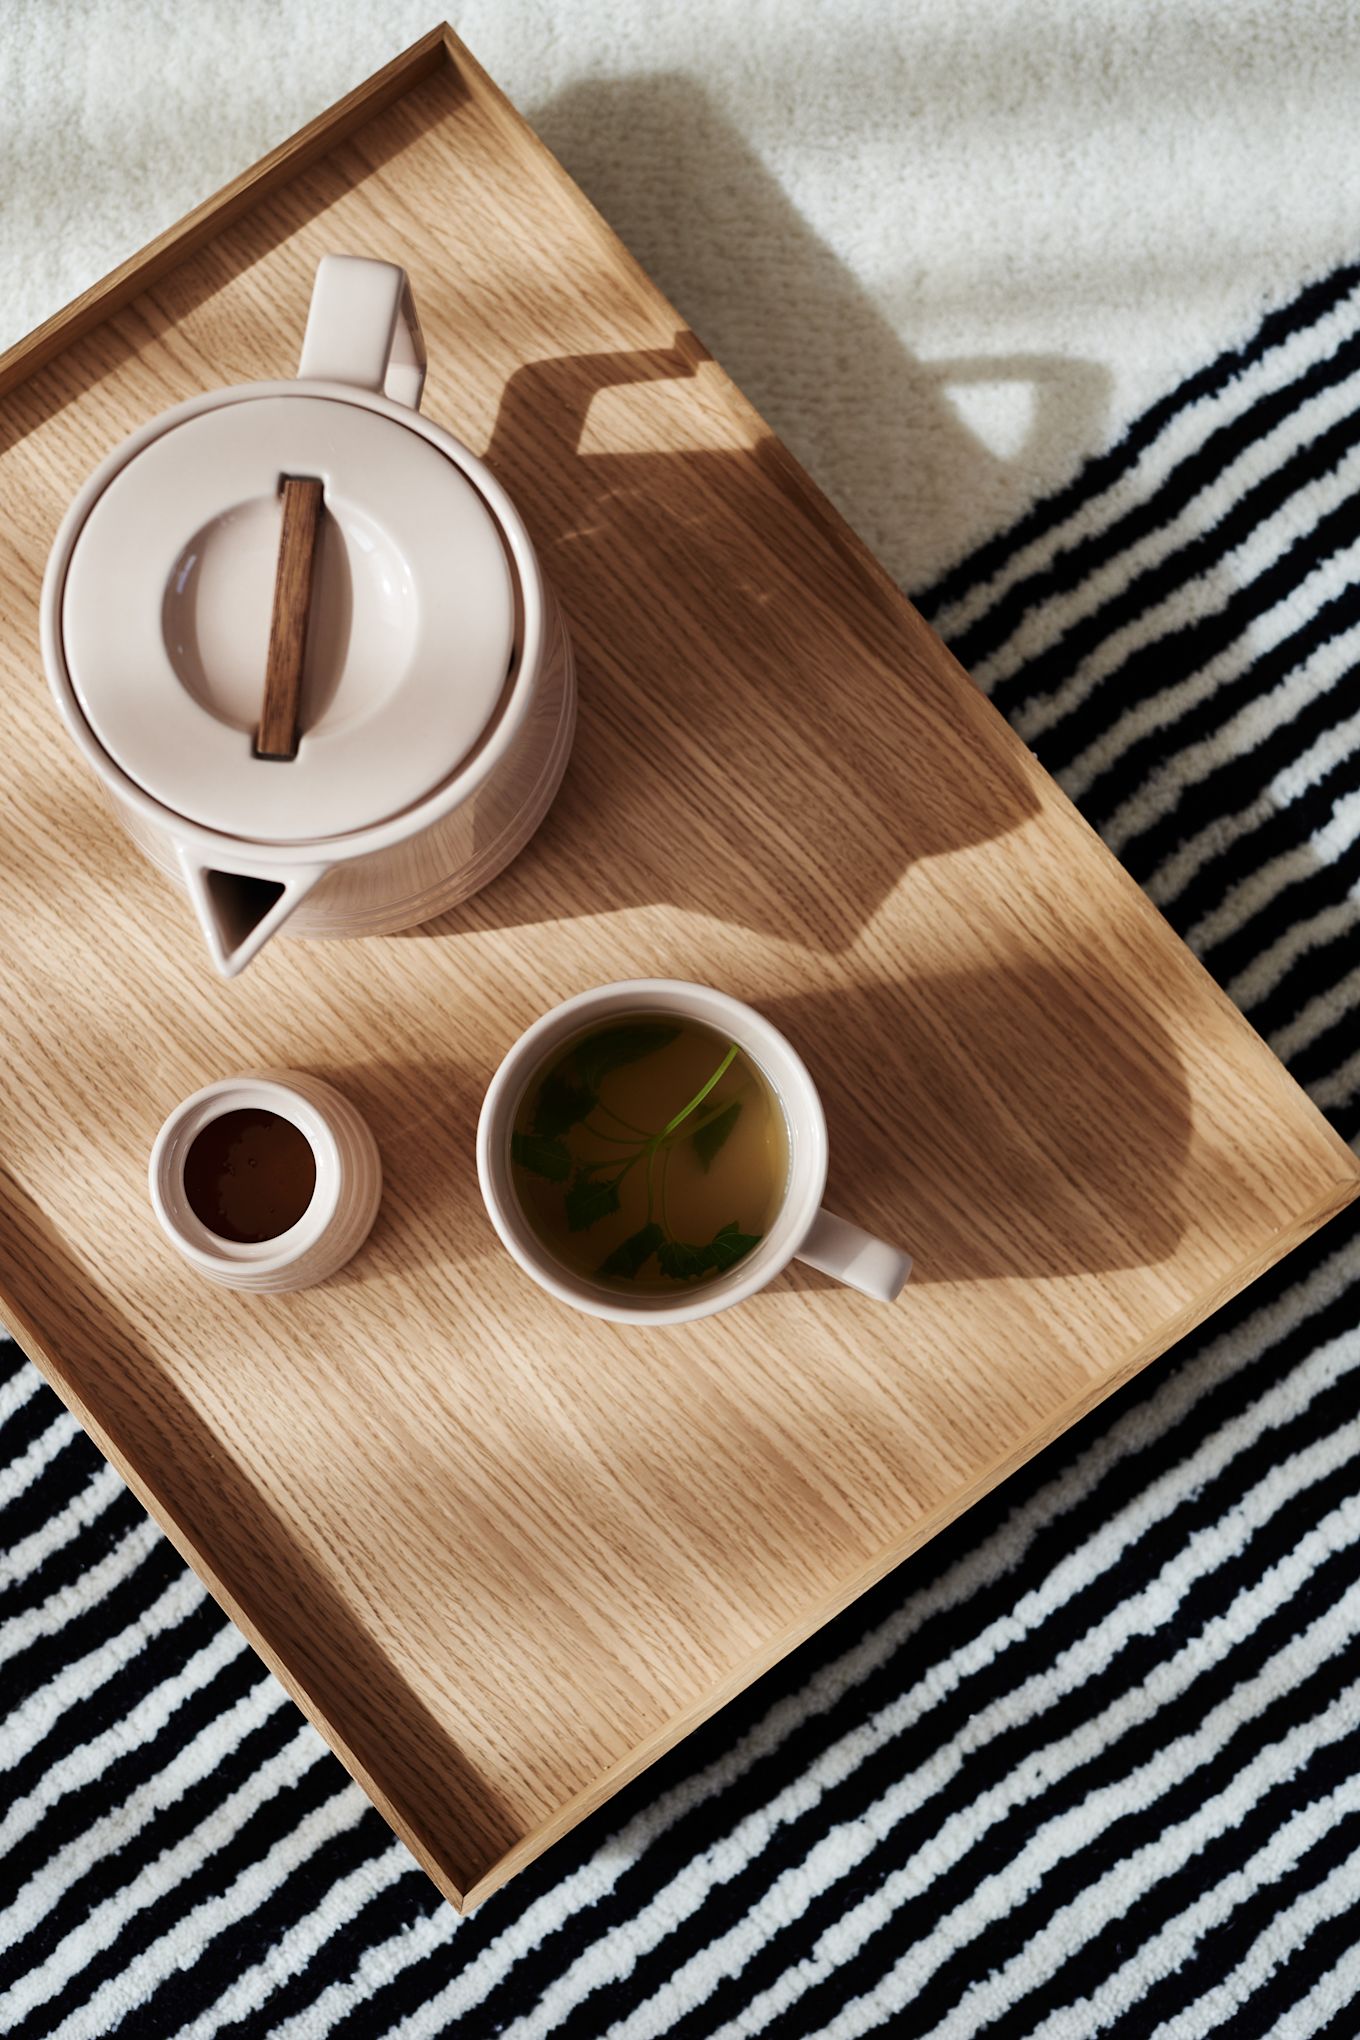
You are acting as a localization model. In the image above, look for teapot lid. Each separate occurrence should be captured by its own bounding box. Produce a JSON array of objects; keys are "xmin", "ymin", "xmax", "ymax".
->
[{"xmin": 58, "ymin": 392, "xmax": 516, "ymax": 844}]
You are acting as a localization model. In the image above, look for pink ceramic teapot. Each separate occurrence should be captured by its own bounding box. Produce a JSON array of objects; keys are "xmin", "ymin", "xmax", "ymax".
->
[{"xmin": 41, "ymin": 255, "xmax": 574, "ymax": 976}]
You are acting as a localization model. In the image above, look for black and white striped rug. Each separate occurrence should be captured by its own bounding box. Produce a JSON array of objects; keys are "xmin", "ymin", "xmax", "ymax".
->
[{"xmin": 4, "ymin": 260, "xmax": 1360, "ymax": 2037}]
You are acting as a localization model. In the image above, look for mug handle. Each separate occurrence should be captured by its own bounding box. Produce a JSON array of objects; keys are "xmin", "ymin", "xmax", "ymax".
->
[
  {"xmin": 298, "ymin": 254, "xmax": 427, "ymax": 411},
  {"xmin": 797, "ymin": 1208, "xmax": 912, "ymax": 1303}
]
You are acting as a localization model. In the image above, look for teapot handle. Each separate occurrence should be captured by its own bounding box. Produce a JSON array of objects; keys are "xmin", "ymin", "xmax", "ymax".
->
[{"xmin": 298, "ymin": 254, "xmax": 427, "ymax": 411}]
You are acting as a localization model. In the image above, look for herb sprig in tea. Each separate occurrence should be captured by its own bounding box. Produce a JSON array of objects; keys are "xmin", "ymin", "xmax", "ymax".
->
[{"xmin": 511, "ymin": 1023, "xmax": 763, "ymax": 1283}]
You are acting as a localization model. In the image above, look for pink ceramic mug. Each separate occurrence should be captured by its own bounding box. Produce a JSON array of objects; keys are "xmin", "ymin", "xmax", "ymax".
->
[{"xmin": 477, "ymin": 979, "xmax": 913, "ymax": 1326}]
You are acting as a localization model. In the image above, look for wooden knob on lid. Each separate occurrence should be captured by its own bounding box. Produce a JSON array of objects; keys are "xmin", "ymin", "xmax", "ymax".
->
[{"xmin": 255, "ymin": 475, "xmax": 325, "ymax": 761}]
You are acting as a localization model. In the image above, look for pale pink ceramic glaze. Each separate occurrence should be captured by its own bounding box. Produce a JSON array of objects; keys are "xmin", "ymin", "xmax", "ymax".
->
[
  {"xmin": 149, "ymin": 1070, "xmax": 383, "ymax": 1293},
  {"xmin": 41, "ymin": 256, "xmax": 575, "ymax": 976}
]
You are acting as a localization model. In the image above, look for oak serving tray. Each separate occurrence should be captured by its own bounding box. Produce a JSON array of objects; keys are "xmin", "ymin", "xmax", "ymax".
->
[{"xmin": 1, "ymin": 26, "xmax": 1356, "ymax": 1911}]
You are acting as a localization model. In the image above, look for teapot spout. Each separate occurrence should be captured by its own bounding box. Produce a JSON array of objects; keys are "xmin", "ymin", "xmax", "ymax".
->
[{"xmin": 175, "ymin": 846, "xmax": 328, "ymax": 978}]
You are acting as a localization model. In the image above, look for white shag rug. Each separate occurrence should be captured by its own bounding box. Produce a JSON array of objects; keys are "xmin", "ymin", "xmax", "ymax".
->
[{"xmin": 5, "ymin": 0, "xmax": 1360, "ymax": 586}]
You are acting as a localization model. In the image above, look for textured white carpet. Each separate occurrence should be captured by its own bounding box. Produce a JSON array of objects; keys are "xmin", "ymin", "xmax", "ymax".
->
[{"xmin": 6, "ymin": 0, "xmax": 1360, "ymax": 586}]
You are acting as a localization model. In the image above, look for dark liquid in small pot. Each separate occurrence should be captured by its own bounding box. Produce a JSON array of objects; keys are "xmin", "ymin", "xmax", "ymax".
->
[{"xmin": 183, "ymin": 1108, "xmax": 317, "ymax": 1244}]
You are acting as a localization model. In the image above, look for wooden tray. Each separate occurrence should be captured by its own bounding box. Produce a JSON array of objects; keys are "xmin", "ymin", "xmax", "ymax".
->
[{"xmin": 2, "ymin": 25, "xmax": 1356, "ymax": 1912}]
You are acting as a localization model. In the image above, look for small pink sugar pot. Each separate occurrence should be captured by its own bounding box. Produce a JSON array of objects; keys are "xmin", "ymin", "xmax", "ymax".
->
[{"xmin": 40, "ymin": 254, "xmax": 575, "ymax": 977}]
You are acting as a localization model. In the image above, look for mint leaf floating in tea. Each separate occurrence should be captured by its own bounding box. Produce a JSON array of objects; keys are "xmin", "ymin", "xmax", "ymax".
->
[
  {"xmin": 692, "ymin": 1098, "xmax": 740, "ymax": 1170},
  {"xmin": 708, "ymin": 1220, "xmax": 762, "ymax": 1271},
  {"xmin": 657, "ymin": 1238, "xmax": 711, "ymax": 1280},
  {"xmin": 532, "ymin": 1071, "xmax": 596, "ymax": 1139},
  {"xmin": 656, "ymin": 1043, "xmax": 738, "ymax": 1137},
  {"xmin": 574, "ymin": 1023, "xmax": 678, "ymax": 1095},
  {"xmin": 510, "ymin": 1015, "xmax": 785, "ymax": 1291},
  {"xmin": 510, "ymin": 1132, "xmax": 571, "ymax": 1182},
  {"xmin": 598, "ymin": 1222, "xmax": 664, "ymax": 1280},
  {"xmin": 657, "ymin": 1221, "xmax": 762, "ymax": 1280},
  {"xmin": 566, "ymin": 1167, "xmax": 622, "ymax": 1232}
]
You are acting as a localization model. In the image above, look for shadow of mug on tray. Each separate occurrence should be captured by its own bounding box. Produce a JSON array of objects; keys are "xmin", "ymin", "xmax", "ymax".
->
[{"xmin": 477, "ymin": 979, "xmax": 912, "ymax": 1325}]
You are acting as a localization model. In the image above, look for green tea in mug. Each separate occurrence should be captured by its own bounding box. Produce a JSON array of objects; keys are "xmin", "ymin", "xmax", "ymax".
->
[{"xmin": 510, "ymin": 1015, "xmax": 788, "ymax": 1292}]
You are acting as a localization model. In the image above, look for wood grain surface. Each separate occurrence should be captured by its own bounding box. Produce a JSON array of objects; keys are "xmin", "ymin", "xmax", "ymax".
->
[{"xmin": 1, "ymin": 27, "xmax": 1356, "ymax": 1910}]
